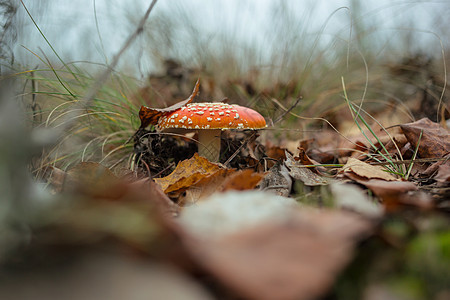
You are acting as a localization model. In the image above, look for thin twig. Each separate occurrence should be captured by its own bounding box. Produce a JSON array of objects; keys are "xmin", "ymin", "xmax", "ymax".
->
[
  {"xmin": 273, "ymin": 96, "xmax": 302, "ymax": 124},
  {"xmin": 152, "ymin": 162, "xmax": 175, "ymax": 179}
]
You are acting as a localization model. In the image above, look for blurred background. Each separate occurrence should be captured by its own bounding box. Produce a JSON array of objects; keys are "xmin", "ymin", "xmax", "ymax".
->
[
  {"xmin": 13, "ymin": 0, "xmax": 449, "ymax": 72},
  {"xmin": 10, "ymin": 0, "xmax": 449, "ymax": 124}
]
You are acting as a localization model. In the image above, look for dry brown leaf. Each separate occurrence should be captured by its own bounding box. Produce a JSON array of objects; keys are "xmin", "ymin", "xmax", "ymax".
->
[
  {"xmin": 220, "ymin": 169, "xmax": 265, "ymax": 191},
  {"xmin": 259, "ymin": 162, "xmax": 292, "ymax": 196},
  {"xmin": 139, "ymin": 79, "xmax": 199, "ymax": 128},
  {"xmin": 181, "ymin": 169, "xmax": 264, "ymax": 205},
  {"xmin": 400, "ymin": 117, "xmax": 450, "ymax": 158},
  {"xmin": 285, "ymin": 152, "xmax": 332, "ymax": 186},
  {"xmin": 342, "ymin": 157, "xmax": 398, "ymax": 181},
  {"xmin": 265, "ymin": 144, "xmax": 288, "ymax": 161},
  {"xmin": 378, "ymin": 133, "xmax": 409, "ymax": 157},
  {"xmin": 154, "ymin": 153, "xmax": 224, "ymax": 194},
  {"xmin": 434, "ymin": 161, "xmax": 450, "ymax": 184},
  {"xmin": 346, "ymin": 174, "xmax": 417, "ymax": 197},
  {"xmin": 345, "ymin": 173, "xmax": 421, "ymax": 211},
  {"xmin": 296, "ymin": 146, "xmax": 316, "ymax": 165},
  {"xmin": 181, "ymin": 168, "xmax": 237, "ymax": 205},
  {"xmin": 185, "ymin": 209, "xmax": 372, "ymax": 300}
]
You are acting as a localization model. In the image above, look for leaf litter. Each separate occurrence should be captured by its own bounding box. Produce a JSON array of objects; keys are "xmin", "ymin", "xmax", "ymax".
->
[{"xmin": 11, "ymin": 80, "xmax": 450, "ymax": 300}]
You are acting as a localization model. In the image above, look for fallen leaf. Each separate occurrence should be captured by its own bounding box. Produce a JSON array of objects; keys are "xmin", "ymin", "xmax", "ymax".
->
[
  {"xmin": 181, "ymin": 168, "xmax": 236, "ymax": 205},
  {"xmin": 434, "ymin": 160, "xmax": 450, "ymax": 184},
  {"xmin": 377, "ymin": 133, "xmax": 409, "ymax": 157},
  {"xmin": 180, "ymin": 169, "xmax": 264, "ymax": 205},
  {"xmin": 265, "ymin": 144, "xmax": 288, "ymax": 161},
  {"xmin": 259, "ymin": 162, "xmax": 292, "ymax": 196},
  {"xmin": 184, "ymin": 208, "xmax": 372, "ymax": 300},
  {"xmin": 342, "ymin": 157, "xmax": 398, "ymax": 181},
  {"xmin": 220, "ymin": 169, "xmax": 265, "ymax": 191},
  {"xmin": 359, "ymin": 178, "xmax": 418, "ymax": 198},
  {"xmin": 400, "ymin": 118, "xmax": 450, "ymax": 158},
  {"xmin": 139, "ymin": 79, "xmax": 199, "ymax": 128},
  {"xmin": 297, "ymin": 146, "xmax": 317, "ymax": 165},
  {"xmin": 154, "ymin": 153, "xmax": 224, "ymax": 194},
  {"xmin": 285, "ymin": 152, "xmax": 333, "ymax": 186},
  {"xmin": 345, "ymin": 173, "xmax": 422, "ymax": 211}
]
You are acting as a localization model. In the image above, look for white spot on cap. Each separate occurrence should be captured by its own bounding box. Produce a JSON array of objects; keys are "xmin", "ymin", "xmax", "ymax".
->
[
  {"xmin": 219, "ymin": 112, "xmax": 224, "ymax": 116},
  {"xmin": 207, "ymin": 117, "xmax": 213, "ymax": 122},
  {"xmin": 170, "ymin": 119, "xmax": 175, "ymax": 123},
  {"xmin": 173, "ymin": 113, "xmax": 178, "ymax": 118},
  {"xmin": 216, "ymin": 118, "xmax": 221, "ymax": 121},
  {"xmin": 195, "ymin": 125, "xmax": 200, "ymax": 129},
  {"xmin": 210, "ymin": 112, "xmax": 215, "ymax": 116},
  {"xmin": 187, "ymin": 118, "xmax": 193, "ymax": 124},
  {"xmin": 196, "ymin": 111, "xmax": 204, "ymax": 115},
  {"xmin": 234, "ymin": 113, "xmax": 240, "ymax": 119},
  {"xmin": 205, "ymin": 125, "xmax": 210, "ymax": 129}
]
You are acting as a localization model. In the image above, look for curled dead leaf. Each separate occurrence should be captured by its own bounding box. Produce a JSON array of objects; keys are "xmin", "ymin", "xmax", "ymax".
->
[
  {"xmin": 400, "ymin": 118, "xmax": 450, "ymax": 158},
  {"xmin": 139, "ymin": 79, "xmax": 200, "ymax": 128}
]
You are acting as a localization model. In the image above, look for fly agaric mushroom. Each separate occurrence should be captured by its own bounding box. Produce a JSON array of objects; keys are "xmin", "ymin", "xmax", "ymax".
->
[{"xmin": 157, "ymin": 102, "xmax": 266, "ymax": 162}]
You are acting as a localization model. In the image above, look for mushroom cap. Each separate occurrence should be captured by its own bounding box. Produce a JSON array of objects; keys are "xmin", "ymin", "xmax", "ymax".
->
[{"xmin": 157, "ymin": 102, "xmax": 266, "ymax": 130}]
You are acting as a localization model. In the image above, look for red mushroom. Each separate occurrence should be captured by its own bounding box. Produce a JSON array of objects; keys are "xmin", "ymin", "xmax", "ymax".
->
[{"xmin": 157, "ymin": 102, "xmax": 266, "ymax": 162}]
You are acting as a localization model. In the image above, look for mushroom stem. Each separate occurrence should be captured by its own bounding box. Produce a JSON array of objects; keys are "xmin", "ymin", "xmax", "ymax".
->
[{"xmin": 197, "ymin": 129, "xmax": 221, "ymax": 162}]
